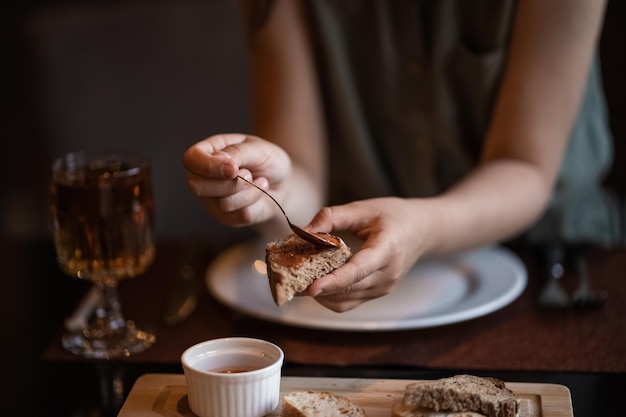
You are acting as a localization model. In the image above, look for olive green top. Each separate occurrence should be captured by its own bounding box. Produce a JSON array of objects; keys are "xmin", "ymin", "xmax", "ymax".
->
[{"xmin": 246, "ymin": 0, "xmax": 622, "ymax": 247}]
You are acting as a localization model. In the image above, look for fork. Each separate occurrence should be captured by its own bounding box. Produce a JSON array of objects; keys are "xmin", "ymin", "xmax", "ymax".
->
[
  {"xmin": 537, "ymin": 244, "xmax": 570, "ymax": 308},
  {"xmin": 571, "ymin": 249, "xmax": 608, "ymax": 308}
]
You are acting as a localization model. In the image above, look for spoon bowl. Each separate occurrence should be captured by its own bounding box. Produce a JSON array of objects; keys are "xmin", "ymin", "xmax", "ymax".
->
[{"xmin": 236, "ymin": 175, "xmax": 339, "ymax": 248}]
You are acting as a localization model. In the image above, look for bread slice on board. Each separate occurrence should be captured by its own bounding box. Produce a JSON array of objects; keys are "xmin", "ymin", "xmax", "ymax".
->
[
  {"xmin": 392, "ymin": 374, "xmax": 520, "ymax": 417},
  {"xmin": 282, "ymin": 390, "xmax": 366, "ymax": 417},
  {"xmin": 265, "ymin": 233, "xmax": 352, "ymax": 306},
  {"xmin": 391, "ymin": 405, "xmax": 486, "ymax": 417}
]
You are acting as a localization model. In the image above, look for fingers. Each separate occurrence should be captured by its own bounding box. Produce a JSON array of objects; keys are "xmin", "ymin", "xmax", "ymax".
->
[
  {"xmin": 306, "ymin": 244, "xmax": 384, "ymax": 295},
  {"xmin": 183, "ymin": 133, "xmax": 292, "ymax": 181},
  {"xmin": 305, "ymin": 207, "xmax": 333, "ymax": 233},
  {"xmin": 187, "ymin": 169, "xmax": 267, "ymax": 199},
  {"xmin": 183, "ymin": 133, "xmax": 249, "ymax": 179},
  {"xmin": 183, "ymin": 133, "xmax": 297, "ymax": 229},
  {"xmin": 192, "ymin": 173, "xmax": 275, "ymax": 226},
  {"xmin": 200, "ymin": 190, "xmax": 270, "ymax": 226},
  {"xmin": 302, "ymin": 200, "xmax": 421, "ymax": 312},
  {"xmin": 302, "ymin": 242, "xmax": 402, "ymax": 312},
  {"xmin": 308, "ymin": 203, "xmax": 365, "ymax": 230},
  {"xmin": 183, "ymin": 134, "xmax": 292, "ymax": 222},
  {"xmin": 308, "ymin": 270, "xmax": 397, "ymax": 313}
]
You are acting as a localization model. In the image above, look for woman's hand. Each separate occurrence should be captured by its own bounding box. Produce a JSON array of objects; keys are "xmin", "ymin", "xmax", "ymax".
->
[
  {"xmin": 183, "ymin": 133, "xmax": 292, "ymax": 228},
  {"xmin": 301, "ymin": 197, "xmax": 435, "ymax": 312}
]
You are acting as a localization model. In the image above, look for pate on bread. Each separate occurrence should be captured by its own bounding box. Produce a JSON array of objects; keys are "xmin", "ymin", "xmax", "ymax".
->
[{"xmin": 265, "ymin": 233, "xmax": 352, "ymax": 306}]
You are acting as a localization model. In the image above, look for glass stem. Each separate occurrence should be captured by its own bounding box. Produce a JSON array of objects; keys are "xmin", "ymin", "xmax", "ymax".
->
[{"xmin": 94, "ymin": 281, "xmax": 127, "ymax": 334}]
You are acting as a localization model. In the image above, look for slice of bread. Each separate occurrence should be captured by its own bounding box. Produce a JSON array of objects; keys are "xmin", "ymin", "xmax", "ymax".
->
[
  {"xmin": 391, "ymin": 404, "xmax": 486, "ymax": 417},
  {"xmin": 282, "ymin": 390, "xmax": 366, "ymax": 417},
  {"xmin": 392, "ymin": 375, "xmax": 519, "ymax": 417},
  {"xmin": 265, "ymin": 233, "xmax": 352, "ymax": 306}
]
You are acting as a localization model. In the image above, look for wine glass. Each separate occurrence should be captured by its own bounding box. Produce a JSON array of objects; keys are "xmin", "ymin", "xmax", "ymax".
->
[{"xmin": 49, "ymin": 150, "xmax": 156, "ymax": 359}]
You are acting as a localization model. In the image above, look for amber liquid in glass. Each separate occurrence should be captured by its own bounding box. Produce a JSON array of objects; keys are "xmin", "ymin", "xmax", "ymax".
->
[{"xmin": 50, "ymin": 163, "xmax": 155, "ymax": 284}]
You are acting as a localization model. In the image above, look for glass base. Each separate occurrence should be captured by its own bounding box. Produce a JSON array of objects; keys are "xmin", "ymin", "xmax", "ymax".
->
[{"xmin": 62, "ymin": 320, "xmax": 156, "ymax": 360}]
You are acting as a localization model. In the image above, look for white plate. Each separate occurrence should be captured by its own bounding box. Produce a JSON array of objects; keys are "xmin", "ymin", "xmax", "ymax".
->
[{"xmin": 206, "ymin": 241, "xmax": 527, "ymax": 331}]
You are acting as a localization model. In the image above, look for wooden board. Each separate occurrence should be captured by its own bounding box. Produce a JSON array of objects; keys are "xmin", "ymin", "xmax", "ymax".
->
[{"xmin": 118, "ymin": 374, "xmax": 573, "ymax": 417}]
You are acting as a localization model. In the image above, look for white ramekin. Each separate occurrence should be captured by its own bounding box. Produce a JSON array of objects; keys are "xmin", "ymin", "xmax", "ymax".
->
[{"xmin": 181, "ymin": 337, "xmax": 284, "ymax": 417}]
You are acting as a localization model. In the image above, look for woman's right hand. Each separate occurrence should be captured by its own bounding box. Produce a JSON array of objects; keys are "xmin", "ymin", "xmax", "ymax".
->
[{"xmin": 182, "ymin": 133, "xmax": 292, "ymax": 228}]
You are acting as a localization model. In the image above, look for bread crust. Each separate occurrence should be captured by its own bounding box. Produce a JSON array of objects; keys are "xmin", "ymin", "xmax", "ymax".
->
[
  {"xmin": 282, "ymin": 390, "xmax": 366, "ymax": 417},
  {"xmin": 394, "ymin": 375, "xmax": 519, "ymax": 417},
  {"xmin": 391, "ymin": 403, "xmax": 486, "ymax": 417},
  {"xmin": 266, "ymin": 233, "xmax": 352, "ymax": 306}
]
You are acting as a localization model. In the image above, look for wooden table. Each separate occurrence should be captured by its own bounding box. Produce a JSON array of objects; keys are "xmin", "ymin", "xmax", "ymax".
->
[{"xmin": 30, "ymin": 239, "xmax": 626, "ymax": 416}]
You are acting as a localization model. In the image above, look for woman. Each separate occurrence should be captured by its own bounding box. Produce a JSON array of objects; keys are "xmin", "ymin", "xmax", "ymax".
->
[{"xmin": 183, "ymin": 0, "xmax": 618, "ymax": 312}]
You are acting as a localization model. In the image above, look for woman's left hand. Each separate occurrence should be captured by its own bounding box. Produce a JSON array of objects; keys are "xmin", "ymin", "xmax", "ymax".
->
[{"xmin": 301, "ymin": 197, "xmax": 434, "ymax": 312}]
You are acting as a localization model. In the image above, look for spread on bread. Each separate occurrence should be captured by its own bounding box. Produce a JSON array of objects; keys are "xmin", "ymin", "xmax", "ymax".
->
[{"xmin": 265, "ymin": 233, "xmax": 352, "ymax": 306}]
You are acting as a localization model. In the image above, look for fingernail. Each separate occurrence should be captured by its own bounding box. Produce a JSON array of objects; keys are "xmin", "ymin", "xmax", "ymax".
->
[
  {"xmin": 257, "ymin": 177, "xmax": 269, "ymax": 189},
  {"xmin": 311, "ymin": 286, "xmax": 324, "ymax": 297},
  {"xmin": 221, "ymin": 164, "xmax": 236, "ymax": 178},
  {"xmin": 211, "ymin": 151, "xmax": 236, "ymax": 177}
]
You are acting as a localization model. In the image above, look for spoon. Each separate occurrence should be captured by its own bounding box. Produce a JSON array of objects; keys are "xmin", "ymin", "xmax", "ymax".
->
[{"xmin": 237, "ymin": 175, "xmax": 339, "ymax": 248}]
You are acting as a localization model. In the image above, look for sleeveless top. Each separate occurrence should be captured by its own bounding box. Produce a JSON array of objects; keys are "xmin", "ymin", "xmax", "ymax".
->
[{"xmin": 243, "ymin": 0, "xmax": 622, "ymax": 248}]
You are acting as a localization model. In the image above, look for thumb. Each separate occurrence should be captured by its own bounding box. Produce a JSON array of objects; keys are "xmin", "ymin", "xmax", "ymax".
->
[{"xmin": 306, "ymin": 207, "xmax": 335, "ymax": 233}]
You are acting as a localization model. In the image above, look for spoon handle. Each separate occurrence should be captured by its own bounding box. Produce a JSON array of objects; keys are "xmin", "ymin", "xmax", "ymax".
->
[
  {"xmin": 237, "ymin": 175, "xmax": 339, "ymax": 248},
  {"xmin": 236, "ymin": 175, "xmax": 290, "ymax": 221}
]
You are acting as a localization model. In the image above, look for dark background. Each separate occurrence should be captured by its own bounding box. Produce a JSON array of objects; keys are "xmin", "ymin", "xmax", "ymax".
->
[
  {"xmin": 1, "ymin": 0, "xmax": 254, "ymax": 242},
  {"xmin": 1, "ymin": 0, "xmax": 623, "ymax": 243},
  {"xmin": 0, "ymin": 0, "xmax": 626, "ymax": 238},
  {"xmin": 1, "ymin": 1, "xmax": 624, "ymax": 416}
]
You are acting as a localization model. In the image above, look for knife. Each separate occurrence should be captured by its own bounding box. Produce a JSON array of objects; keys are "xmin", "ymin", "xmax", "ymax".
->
[
  {"xmin": 162, "ymin": 239, "xmax": 203, "ymax": 326},
  {"xmin": 65, "ymin": 285, "xmax": 100, "ymax": 332}
]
